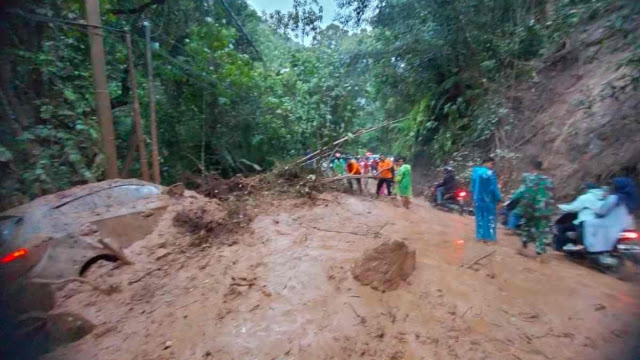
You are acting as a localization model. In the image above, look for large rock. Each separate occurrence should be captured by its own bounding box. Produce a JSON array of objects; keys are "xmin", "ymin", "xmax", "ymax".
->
[{"xmin": 351, "ymin": 240, "xmax": 416, "ymax": 292}]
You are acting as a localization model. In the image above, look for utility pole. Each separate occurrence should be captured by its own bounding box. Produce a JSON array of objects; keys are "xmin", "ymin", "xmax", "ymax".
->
[
  {"xmin": 144, "ymin": 22, "xmax": 161, "ymax": 184},
  {"xmin": 85, "ymin": 0, "xmax": 119, "ymax": 179},
  {"xmin": 125, "ymin": 32, "xmax": 150, "ymax": 181}
]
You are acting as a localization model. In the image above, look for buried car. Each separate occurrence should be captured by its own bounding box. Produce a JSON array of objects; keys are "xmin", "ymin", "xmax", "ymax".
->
[{"xmin": 0, "ymin": 179, "xmax": 169, "ymax": 358}]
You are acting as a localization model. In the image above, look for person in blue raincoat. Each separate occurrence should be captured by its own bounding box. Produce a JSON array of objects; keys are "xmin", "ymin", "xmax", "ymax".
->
[{"xmin": 470, "ymin": 157, "xmax": 502, "ymax": 243}]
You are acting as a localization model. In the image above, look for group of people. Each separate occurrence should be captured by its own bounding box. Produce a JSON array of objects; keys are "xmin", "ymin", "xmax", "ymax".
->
[
  {"xmin": 329, "ymin": 150, "xmax": 637, "ymax": 257},
  {"xmin": 330, "ymin": 152, "xmax": 413, "ymax": 209},
  {"xmin": 470, "ymin": 156, "xmax": 638, "ymax": 257}
]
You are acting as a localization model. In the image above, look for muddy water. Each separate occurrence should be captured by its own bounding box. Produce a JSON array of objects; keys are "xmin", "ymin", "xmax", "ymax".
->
[{"xmin": 46, "ymin": 192, "xmax": 640, "ymax": 360}]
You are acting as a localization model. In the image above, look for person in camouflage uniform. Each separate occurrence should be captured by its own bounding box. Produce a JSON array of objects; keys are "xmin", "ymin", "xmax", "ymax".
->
[{"xmin": 511, "ymin": 160, "xmax": 555, "ymax": 255}]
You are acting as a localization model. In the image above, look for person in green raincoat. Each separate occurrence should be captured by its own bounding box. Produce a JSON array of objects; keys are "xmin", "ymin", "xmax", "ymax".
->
[
  {"xmin": 332, "ymin": 153, "xmax": 346, "ymax": 176},
  {"xmin": 394, "ymin": 156, "xmax": 412, "ymax": 209}
]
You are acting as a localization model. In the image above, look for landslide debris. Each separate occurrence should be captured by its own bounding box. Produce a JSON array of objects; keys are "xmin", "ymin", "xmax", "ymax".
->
[{"xmin": 351, "ymin": 240, "xmax": 416, "ymax": 292}]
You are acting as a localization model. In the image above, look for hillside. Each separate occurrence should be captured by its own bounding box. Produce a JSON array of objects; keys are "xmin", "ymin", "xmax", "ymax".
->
[{"xmin": 414, "ymin": 7, "xmax": 640, "ymax": 200}]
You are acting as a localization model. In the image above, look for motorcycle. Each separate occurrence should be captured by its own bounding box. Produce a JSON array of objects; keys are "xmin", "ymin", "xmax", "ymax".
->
[
  {"xmin": 428, "ymin": 185, "xmax": 474, "ymax": 216},
  {"xmin": 553, "ymin": 213, "xmax": 640, "ymax": 277},
  {"xmin": 499, "ymin": 198, "xmax": 521, "ymax": 229}
]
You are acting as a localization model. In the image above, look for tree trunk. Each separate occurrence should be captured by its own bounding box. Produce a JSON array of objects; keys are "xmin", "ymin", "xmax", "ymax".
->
[
  {"xmin": 125, "ymin": 32, "xmax": 150, "ymax": 181},
  {"xmin": 85, "ymin": 0, "xmax": 119, "ymax": 179},
  {"xmin": 144, "ymin": 23, "xmax": 161, "ymax": 184}
]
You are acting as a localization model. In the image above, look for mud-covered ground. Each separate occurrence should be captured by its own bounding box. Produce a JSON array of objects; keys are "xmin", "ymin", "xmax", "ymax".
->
[{"xmin": 44, "ymin": 186, "xmax": 640, "ymax": 360}]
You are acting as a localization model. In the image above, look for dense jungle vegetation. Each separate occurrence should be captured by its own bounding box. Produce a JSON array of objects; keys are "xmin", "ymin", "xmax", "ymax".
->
[{"xmin": 1, "ymin": 0, "xmax": 638, "ymax": 208}]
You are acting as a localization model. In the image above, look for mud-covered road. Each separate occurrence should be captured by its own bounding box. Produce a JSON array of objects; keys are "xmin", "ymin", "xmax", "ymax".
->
[{"xmin": 45, "ymin": 190, "xmax": 640, "ymax": 360}]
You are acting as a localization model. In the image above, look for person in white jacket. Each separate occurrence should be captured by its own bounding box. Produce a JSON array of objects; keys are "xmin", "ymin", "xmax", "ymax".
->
[
  {"xmin": 554, "ymin": 183, "xmax": 606, "ymax": 250},
  {"xmin": 582, "ymin": 177, "xmax": 637, "ymax": 254}
]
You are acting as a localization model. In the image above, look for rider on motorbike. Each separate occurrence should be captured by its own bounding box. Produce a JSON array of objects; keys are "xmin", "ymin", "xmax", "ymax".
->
[
  {"xmin": 582, "ymin": 177, "xmax": 638, "ymax": 254},
  {"xmin": 555, "ymin": 183, "xmax": 606, "ymax": 251},
  {"xmin": 436, "ymin": 166, "xmax": 456, "ymax": 204}
]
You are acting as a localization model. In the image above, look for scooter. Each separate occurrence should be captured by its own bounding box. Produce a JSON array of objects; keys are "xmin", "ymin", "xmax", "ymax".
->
[
  {"xmin": 428, "ymin": 185, "xmax": 474, "ymax": 216},
  {"xmin": 499, "ymin": 198, "xmax": 521, "ymax": 228},
  {"xmin": 553, "ymin": 213, "xmax": 640, "ymax": 276}
]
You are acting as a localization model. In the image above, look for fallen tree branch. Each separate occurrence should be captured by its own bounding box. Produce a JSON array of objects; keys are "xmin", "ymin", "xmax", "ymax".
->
[
  {"xmin": 346, "ymin": 302, "xmax": 366, "ymax": 325},
  {"xmin": 461, "ymin": 306, "xmax": 473, "ymax": 319},
  {"xmin": 320, "ymin": 174, "xmax": 379, "ymax": 183},
  {"xmin": 513, "ymin": 124, "xmax": 549, "ymax": 148},
  {"xmin": 293, "ymin": 117, "xmax": 409, "ymax": 166},
  {"xmin": 462, "ymin": 250, "xmax": 496, "ymax": 269},
  {"xmin": 176, "ymin": 299, "xmax": 200, "ymax": 310},
  {"xmin": 128, "ymin": 267, "xmax": 160, "ymax": 285},
  {"xmin": 303, "ymin": 224, "xmax": 368, "ymax": 237},
  {"xmin": 30, "ymin": 277, "xmax": 118, "ymax": 295}
]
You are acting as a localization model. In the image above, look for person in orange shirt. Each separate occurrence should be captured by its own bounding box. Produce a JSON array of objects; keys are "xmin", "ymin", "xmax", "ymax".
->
[
  {"xmin": 346, "ymin": 158, "xmax": 363, "ymax": 193},
  {"xmin": 376, "ymin": 155, "xmax": 394, "ymax": 197}
]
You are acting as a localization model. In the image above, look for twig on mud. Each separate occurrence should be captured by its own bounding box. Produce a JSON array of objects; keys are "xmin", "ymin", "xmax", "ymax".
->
[
  {"xmin": 373, "ymin": 222, "xmax": 389, "ymax": 238},
  {"xmin": 128, "ymin": 267, "xmax": 160, "ymax": 285},
  {"xmin": 346, "ymin": 302, "xmax": 367, "ymax": 325},
  {"xmin": 31, "ymin": 277, "xmax": 118, "ymax": 295},
  {"xmin": 303, "ymin": 224, "xmax": 368, "ymax": 237},
  {"xmin": 98, "ymin": 238, "xmax": 133, "ymax": 265},
  {"xmin": 489, "ymin": 338, "xmax": 551, "ymax": 360},
  {"xmin": 176, "ymin": 299, "xmax": 199, "ymax": 310},
  {"xmin": 462, "ymin": 250, "xmax": 497, "ymax": 269},
  {"xmin": 461, "ymin": 306, "xmax": 473, "ymax": 319},
  {"xmin": 281, "ymin": 276, "xmax": 292, "ymax": 291},
  {"xmin": 230, "ymin": 277, "xmax": 256, "ymax": 287}
]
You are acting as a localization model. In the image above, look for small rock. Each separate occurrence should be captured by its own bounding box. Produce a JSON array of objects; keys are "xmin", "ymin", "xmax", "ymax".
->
[
  {"xmin": 155, "ymin": 249, "xmax": 171, "ymax": 261},
  {"xmin": 166, "ymin": 183, "xmax": 186, "ymax": 197},
  {"xmin": 79, "ymin": 223, "xmax": 99, "ymax": 236},
  {"xmin": 141, "ymin": 210, "xmax": 155, "ymax": 218},
  {"xmin": 163, "ymin": 341, "xmax": 173, "ymax": 350}
]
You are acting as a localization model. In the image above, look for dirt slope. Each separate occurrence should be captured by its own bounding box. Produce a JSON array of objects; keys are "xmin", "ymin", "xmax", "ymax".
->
[
  {"xmin": 500, "ymin": 10, "xmax": 640, "ymax": 199},
  {"xmin": 43, "ymin": 190, "xmax": 639, "ymax": 360},
  {"xmin": 414, "ymin": 9, "xmax": 640, "ymax": 200}
]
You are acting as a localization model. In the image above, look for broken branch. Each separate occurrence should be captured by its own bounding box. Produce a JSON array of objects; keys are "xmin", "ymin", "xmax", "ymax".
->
[
  {"xmin": 462, "ymin": 249, "xmax": 496, "ymax": 269},
  {"xmin": 31, "ymin": 277, "xmax": 118, "ymax": 295},
  {"xmin": 303, "ymin": 224, "xmax": 368, "ymax": 237},
  {"xmin": 347, "ymin": 302, "xmax": 366, "ymax": 325}
]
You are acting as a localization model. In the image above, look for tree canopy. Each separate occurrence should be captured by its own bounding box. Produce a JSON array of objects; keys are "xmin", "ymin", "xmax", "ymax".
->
[{"xmin": 0, "ymin": 0, "xmax": 637, "ymax": 209}]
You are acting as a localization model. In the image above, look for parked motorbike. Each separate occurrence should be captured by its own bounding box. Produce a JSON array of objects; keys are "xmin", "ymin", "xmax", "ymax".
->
[
  {"xmin": 553, "ymin": 213, "xmax": 640, "ymax": 277},
  {"xmin": 499, "ymin": 198, "xmax": 521, "ymax": 228},
  {"xmin": 428, "ymin": 185, "xmax": 474, "ymax": 216}
]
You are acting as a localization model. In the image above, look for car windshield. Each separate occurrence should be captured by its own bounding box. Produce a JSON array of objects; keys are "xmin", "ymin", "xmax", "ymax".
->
[{"xmin": 54, "ymin": 185, "xmax": 161, "ymax": 214}]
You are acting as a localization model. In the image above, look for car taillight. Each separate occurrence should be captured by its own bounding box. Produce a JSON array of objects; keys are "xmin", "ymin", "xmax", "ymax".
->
[
  {"xmin": 619, "ymin": 231, "xmax": 639, "ymax": 242},
  {"xmin": 1, "ymin": 248, "xmax": 28, "ymax": 263}
]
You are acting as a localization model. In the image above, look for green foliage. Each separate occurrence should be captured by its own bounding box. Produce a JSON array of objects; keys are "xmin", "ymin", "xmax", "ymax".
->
[{"xmin": 1, "ymin": 0, "xmax": 633, "ymax": 210}]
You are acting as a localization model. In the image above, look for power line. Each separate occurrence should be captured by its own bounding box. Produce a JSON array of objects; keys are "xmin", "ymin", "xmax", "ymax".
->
[
  {"xmin": 213, "ymin": 0, "xmax": 264, "ymax": 62},
  {"xmin": 8, "ymin": 9, "xmax": 126, "ymax": 33},
  {"xmin": 11, "ymin": 8, "xmax": 219, "ymax": 94},
  {"xmin": 128, "ymin": 31, "xmax": 218, "ymax": 90}
]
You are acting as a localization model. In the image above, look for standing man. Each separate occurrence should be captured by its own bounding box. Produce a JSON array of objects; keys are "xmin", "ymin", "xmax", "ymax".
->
[
  {"xmin": 394, "ymin": 156, "xmax": 412, "ymax": 209},
  {"xmin": 376, "ymin": 155, "xmax": 394, "ymax": 197},
  {"xmin": 304, "ymin": 149, "xmax": 315, "ymax": 169},
  {"xmin": 470, "ymin": 157, "xmax": 502, "ymax": 243},
  {"xmin": 511, "ymin": 159, "xmax": 554, "ymax": 256},
  {"xmin": 346, "ymin": 158, "xmax": 363, "ymax": 193}
]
